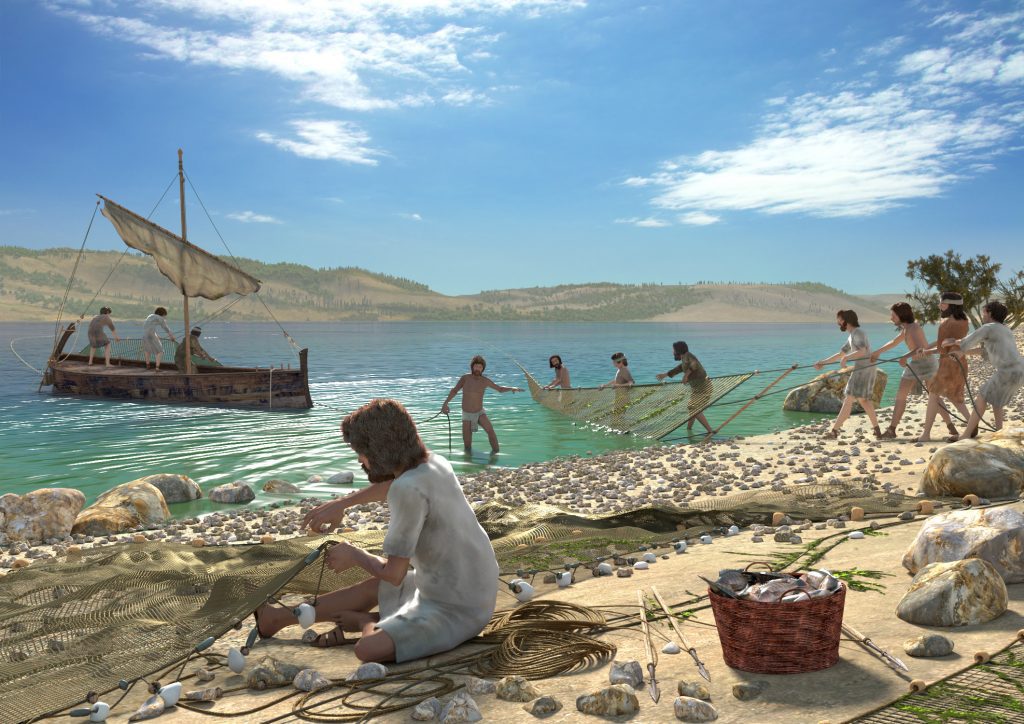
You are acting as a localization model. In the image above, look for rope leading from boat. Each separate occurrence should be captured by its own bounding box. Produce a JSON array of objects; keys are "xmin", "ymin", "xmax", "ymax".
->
[{"xmin": 184, "ymin": 172, "xmax": 303, "ymax": 354}]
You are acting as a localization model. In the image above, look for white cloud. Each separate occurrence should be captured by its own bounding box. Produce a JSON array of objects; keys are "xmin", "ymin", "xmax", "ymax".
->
[
  {"xmin": 625, "ymin": 8, "xmax": 1024, "ymax": 224},
  {"xmin": 679, "ymin": 212, "xmax": 720, "ymax": 226},
  {"xmin": 256, "ymin": 119, "xmax": 382, "ymax": 164},
  {"xmin": 399, "ymin": 212, "xmax": 423, "ymax": 221},
  {"xmin": 47, "ymin": 0, "xmax": 583, "ymax": 113},
  {"xmin": 227, "ymin": 210, "xmax": 282, "ymax": 223},
  {"xmin": 614, "ymin": 217, "xmax": 669, "ymax": 228},
  {"xmin": 0, "ymin": 208, "xmax": 35, "ymax": 216}
]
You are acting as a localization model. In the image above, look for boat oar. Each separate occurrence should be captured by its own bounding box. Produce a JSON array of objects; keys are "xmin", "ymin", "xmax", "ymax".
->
[
  {"xmin": 636, "ymin": 590, "xmax": 660, "ymax": 703},
  {"xmin": 650, "ymin": 585, "xmax": 710, "ymax": 681},
  {"xmin": 842, "ymin": 622, "xmax": 909, "ymax": 674}
]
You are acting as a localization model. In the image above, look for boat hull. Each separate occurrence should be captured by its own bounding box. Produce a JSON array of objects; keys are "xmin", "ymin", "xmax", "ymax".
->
[{"xmin": 49, "ymin": 357, "xmax": 312, "ymax": 409}]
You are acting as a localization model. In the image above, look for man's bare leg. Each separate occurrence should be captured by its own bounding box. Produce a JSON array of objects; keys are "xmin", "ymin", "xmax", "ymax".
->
[
  {"xmin": 883, "ymin": 379, "xmax": 914, "ymax": 436},
  {"xmin": 88, "ymin": 347, "xmax": 96, "ymax": 365},
  {"xmin": 832, "ymin": 396, "xmax": 856, "ymax": 432},
  {"xmin": 478, "ymin": 414, "xmax": 500, "ymax": 453},
  {"xmin": 462, "ymin": 420, "xmax": 473, "ymax": 451},
  {"xmin": 695, "ymin": 411, "xmax": 712, "ymax": 433},
  {"xmin": 104, "ymin": 344, "xmax": 112, "ymax": 367},
  {"xmin": 155, "ymin": 351, "xmax": 163, "ymax": 371},
  {"xmin": 354, "ymin": 625, "xmax": 397, "ymax": 663},
  {"xmin": 143, "ymin": 351, "xmax": 151, "ymax": 369},
  {"xmin": 255, "ymin": 577, "xmax": 379, "ymax": 638},
  {"xmin": 959, "ymin": 395, "xmax": 987, "ymax": 440},
  {"xmin": 859, "ymin": 398, "xmax": 880, "ymax": 433}
]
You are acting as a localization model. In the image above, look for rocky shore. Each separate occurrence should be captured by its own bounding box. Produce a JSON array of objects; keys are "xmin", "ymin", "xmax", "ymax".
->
[{"xmin": 2, "ymin": 331, "xmax": 1023, "ymax": 571}]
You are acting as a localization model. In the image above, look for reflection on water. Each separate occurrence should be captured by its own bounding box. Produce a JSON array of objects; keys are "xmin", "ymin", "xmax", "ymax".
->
[{"xmin": 0, "ymin": 321, "xmax": 905, "ymax": 511}]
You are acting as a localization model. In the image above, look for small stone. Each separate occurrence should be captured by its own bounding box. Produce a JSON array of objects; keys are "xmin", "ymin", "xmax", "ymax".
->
[
  {"xmin": 633, "ymin": 561, "xmax": 649, "ymax": 570},
  {"xmin": 523, "ymin": 695, "xmax": 562, "ymax": 718},
  {"xmin": 347, "ymin": 662, "xmax": 387, "ymax": 681},
  {"xmin": 195, "ymin": 668, "xmax": 215, "ymax": 682},
  {"xmin": 184, "ymin": 687, "xmax": 223, "ymax": 702},
  {"xmin": 677, "ymin": 680, "xmax": 711, "ymax": 700},
  {"xmin": 465, "ymin": 677, "xmax": 496, "ymax": 695},
  {"xmin": 575, "ymin": 684, "xmax": 639, "ymax": 717},
  {"xmin": 128, "ymin": 695, "xmax": 166, "ymax": 721},
  {"xmin": 440, "ymin": 692, "xmax": 482, "ymax": 722},
  {"xmin": 609, "ymin": 660, "xmax": 644, "ymax": 689},
  {"xmin": 293, "ymin": 669, "xmax": 331, "ymax": 692},
  {"xmin": 247, "ymin": 657, "xmax": 302, "ymax": 690},
  {"xmin": 674, "ymin": 696, "xmax": 719, "ymax": 721},
  {"xmin": 412, "ymin": 697, "xmax": 443, "ymax": 721},
  {"xmin": 662, "ymin": 642, "xmax": 682, "ymax": 654},
  {"xmin": 616, "ymin": 566, "xmax": 633, "ymax": 578},
  {"xmin": 495, "ymin": 675, "xmax": 541, "ymax": 702},
  {"xmin": 848, "ymin": 531, "xmax": 866, "ymax": 539},
  {"xmin": 899, "ymin": 511, "xmax": 916, "ymax": 521},
  {"xmin": 191, "ymin": 538, "xmax": 205, "ymax": 547},
  {"xmin": 732, "ymin": 680, "xmax": 768, "ymax": 701},
  {"xmin": 904, "ymin": 634, "xmax": 955, "ymax": 658}
]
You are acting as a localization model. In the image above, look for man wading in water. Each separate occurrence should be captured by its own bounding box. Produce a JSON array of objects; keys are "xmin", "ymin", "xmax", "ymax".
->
[{"xmin": 441, "ymin": 355, "xmax": 522, "ymax": 453}]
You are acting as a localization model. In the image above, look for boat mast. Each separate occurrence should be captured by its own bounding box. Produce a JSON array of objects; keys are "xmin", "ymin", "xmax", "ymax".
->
[{"xmin": 178, "ymin": 149, "xmax": 192, "ymax": 374}]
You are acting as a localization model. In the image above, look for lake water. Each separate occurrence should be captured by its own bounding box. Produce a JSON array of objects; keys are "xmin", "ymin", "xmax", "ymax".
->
[{"xmin": 1, "ymin": 321, "xmax": 909, "ymax": 514}]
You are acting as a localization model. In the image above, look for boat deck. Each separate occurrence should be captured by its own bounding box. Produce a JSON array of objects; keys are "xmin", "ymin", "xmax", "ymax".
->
[{"xmin": 55, "ymin": 362, "xmax": 185, "ymax": 376}]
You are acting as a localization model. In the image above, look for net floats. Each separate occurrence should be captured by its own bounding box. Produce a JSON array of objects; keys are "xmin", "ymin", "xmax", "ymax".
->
[
  {"xmin": 909, "ymin": 679, "xmax": 928, "ymax": 693},
  {"xmin": 69, "ymin": 702, "xmax": 109, "ymax": 722},
  {"xmin": 916, "ymin": 500, "xmax": 934, "ymax": 515},
  {"xmin": 508, "ymin": 578, "xmax": 535, "ymax": 602},
  {"xmin": 973, "ymin": 650, "xmax": 992, "ymax": 664}
]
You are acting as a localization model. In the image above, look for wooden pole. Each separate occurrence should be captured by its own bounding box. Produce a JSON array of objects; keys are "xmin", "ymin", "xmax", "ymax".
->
[
  {"xmin": 701, "ymin": 363, "xmax": 798, "ymax": 444},
  {"xmin": 178, "ymin": 149, "xmax": 191, "ymax": 374}
]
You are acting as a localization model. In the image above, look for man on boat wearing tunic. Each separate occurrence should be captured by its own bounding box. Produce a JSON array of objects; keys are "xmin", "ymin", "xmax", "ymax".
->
[
  {"xmin": 142, "ymin": 306, "xmax": 176, "ymax": 370},
  {"xmin": 256, "ymin": 399, "xmax": 499, "ymax": 664},
  {"xmin": 174, "ymin": 326, "xmax": 220, "ymax": 372}
]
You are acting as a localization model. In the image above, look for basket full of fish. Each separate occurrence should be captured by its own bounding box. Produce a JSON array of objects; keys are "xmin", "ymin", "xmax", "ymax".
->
[{"xmin": 705, "ymin": 563, "xmax": 846, "ymax": 674}]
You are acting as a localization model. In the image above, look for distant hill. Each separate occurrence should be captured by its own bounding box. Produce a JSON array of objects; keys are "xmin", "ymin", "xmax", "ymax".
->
[{"xmin": 0, "ymin": 246, "xmax": 903, "ymax": 323}]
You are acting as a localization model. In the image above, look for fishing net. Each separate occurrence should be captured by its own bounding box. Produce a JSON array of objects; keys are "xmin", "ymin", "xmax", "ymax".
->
[
  {"xmin": 74, "ymin": 338, "xmax": 220, "ymax": 367},
  {"xmin": 521, "ymin": 366, "xmax": 754, "ymax": 439},
  {"xmin": 0, "ymin": 484, "xmax": 929, "ymax": 722},
  {"xmin": 854, "ymin": 641, "xmax": 1024, "ymax": 723}
]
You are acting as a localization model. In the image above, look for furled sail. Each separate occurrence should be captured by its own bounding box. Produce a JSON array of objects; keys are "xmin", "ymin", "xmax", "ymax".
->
[
  {"xmin": 99, "ymin": 196, "xmax": 261, "ymax": 300},
  {"xmin": 522, "ymin": 365, "xmax": 753, "ymax": 439}
]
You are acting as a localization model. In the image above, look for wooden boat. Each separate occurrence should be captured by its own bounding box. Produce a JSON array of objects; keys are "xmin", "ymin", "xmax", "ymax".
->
[{"xmin": 42, "ymin": 150, "xmax": 312, "ymax": 410}]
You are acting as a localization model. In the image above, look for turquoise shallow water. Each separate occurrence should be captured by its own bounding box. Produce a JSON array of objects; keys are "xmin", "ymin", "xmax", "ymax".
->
[{"xmin": 0, "ymin": 321, "xmax": 909, "ymax": 514}]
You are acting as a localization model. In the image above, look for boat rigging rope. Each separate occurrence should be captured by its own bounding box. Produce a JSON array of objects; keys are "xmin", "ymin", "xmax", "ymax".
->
[{"xmin": 184, "ymin": 172, "xmax": 302, "ymax": 353}]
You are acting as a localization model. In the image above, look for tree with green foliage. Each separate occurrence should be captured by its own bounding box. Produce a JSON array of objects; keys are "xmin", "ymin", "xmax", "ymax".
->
[
  {"xmin": 905, "ymin": 250, "xmax": 1012, "ymax": 328},
  {"xmin": 996, "ymin": 269, "xmax": 1024, "ymax": 329}
]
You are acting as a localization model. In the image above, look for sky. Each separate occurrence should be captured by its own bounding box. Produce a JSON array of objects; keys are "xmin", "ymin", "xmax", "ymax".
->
[{"xmin": 1, "ymin": 0, "xmax": 1023, "ymax": 296}]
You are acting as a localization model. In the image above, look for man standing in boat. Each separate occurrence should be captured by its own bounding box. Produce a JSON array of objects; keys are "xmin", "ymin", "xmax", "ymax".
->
[
  {"xmin": 175, "ymin": 327, "xmax": 220, "ymax": 372},
  {"xmin": 441, "ymin": 355, "xmax": 522, "ymax": 453},
  {"xmin": 142, "ymin": 307, "xmax": 176, "ymax": 370},
  {"xmin": 87, "ymin": 306, "xmax": 120, "ymax": 366}
]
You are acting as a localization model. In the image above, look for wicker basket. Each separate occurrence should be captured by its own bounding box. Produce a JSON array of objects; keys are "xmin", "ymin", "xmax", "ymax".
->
[{"xmin": 708, "ymin": 579, "xmax": 846, "ymax": 674}]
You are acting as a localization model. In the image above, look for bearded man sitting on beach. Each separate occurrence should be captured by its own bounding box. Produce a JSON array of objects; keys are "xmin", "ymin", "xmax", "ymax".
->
[{"xmin": 256, "ymin": 399, "xmax": 499, "ymax": 664}]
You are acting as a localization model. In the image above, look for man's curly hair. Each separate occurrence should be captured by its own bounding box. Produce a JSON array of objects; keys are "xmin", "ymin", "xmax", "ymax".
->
[{"xmin": 341, "ymin": 399, "xmax": 428, "ymax": 482}]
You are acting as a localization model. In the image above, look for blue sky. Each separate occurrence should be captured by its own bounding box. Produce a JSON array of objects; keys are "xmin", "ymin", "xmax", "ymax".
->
[{"xmin": 2, "ymin": 0, "xmax": 1023, "ymax": 295}]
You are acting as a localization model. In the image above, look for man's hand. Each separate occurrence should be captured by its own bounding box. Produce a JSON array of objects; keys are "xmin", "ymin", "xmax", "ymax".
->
[
  {"xmin": 869, "ymin": 351, "xmax": 880, "ymax": 363},
  {"xmin": 326, "ymin": 541, "xmax": 362, "ymax": 573},
  {"xmin": 813, "ymin": 361, "xmax": 824, "ymax": 371},
  {"xmin": 302, "ymin": 498, "xmax": 345, "ymax": 533},
  {"xmin": 655, "ymin": 372, "xmax": 668, "ymax": 381},
  {"xmin": 898, "ymin": 356, "xmax": 908, "ymax": 367},
  {"xmin": 942, "ymin": 338, "xmax": 958, "ymax": 348},
  {"xmin": 440, "ymin": 402, "xmax": 450, "ymax": 414}
]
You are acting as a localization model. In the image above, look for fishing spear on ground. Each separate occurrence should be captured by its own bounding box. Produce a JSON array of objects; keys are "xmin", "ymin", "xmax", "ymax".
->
[
  {"xmin": 842, "ymin": 622, "xmax": 909, "ymax": 675},
  {"xmin": 650, "ymin": 585, "xmax": 710, "ymax": 681},
  {"xmin": 636, "ymin": 590, "xmax": 660, "ymax": 703}
]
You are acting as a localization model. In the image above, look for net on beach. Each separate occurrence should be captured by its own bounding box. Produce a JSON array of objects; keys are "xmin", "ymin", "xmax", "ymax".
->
[
  {"xmin": 521, "ymin": 366, "xmax": 754, "ymax": 439},
  {"xmin": 0, "ymin": 483, "xmax": 930, "ymax": 722}
]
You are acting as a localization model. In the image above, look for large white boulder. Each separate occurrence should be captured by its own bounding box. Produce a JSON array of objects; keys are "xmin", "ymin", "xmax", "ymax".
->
[
  {"xmin": 896, "ymin": 558, "xmax": 1008, "ymax": 627},
  {"xmin": 902, "ymin": 507, "xmax": 1024, "ymax": 583},
  {"xmin": 0, "ymin": 488, "xmax": 85, "ymax": 543},
  {"xmin": 782, "ymin": 369, "xmax": 887, "ymax": 414},
  {"xmin": 72, "ymin": 481, "xmax": 169, "ymax": 535},
  {"xmin": 920, "ymin": 429, "xmax": 1024, "ymax": 500}
]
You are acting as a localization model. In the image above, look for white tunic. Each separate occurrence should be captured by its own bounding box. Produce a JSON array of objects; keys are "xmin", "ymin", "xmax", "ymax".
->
[
  {"xmin": 376, "ymin": 453, "xmax": 499, "ymax": 662},
  {"xmin": 960, "ymin": 323, "xmax": 1024, "ymax": 407},
  {"xmin": 142, "ymin": 314, "xmax": 173, "ymax": 355}
]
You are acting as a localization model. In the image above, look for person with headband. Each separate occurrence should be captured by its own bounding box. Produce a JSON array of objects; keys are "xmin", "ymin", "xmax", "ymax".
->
[
  {"xmin": 599, "ymin": 352, "xmax": 634, "ymax": 389},
  {"xmin": 814, "ymin": 309, "xmax": 883, "ymax": 439},
  {"xmin": 543, "ymin": 354, "xmax": 571, "ymax": 389},
  {"xmin": 440, "ymin": 355, "xmax": 522, "ymax": 453},
  {"xmin": 87, "ymin": 306, "xmax": 120, "ymax": 366},
  {"xmin": 174, "ymin": 326, "xmax": 220, "ymax": 372},
  {"xmin": 869, "ymin": 302, "xmax": 938, "ymax": 439},
  {"xmin": 656, "ymin": 341, "xmax": 713, "ymax": 434},
  {"xmin": 942, "ymin": 300, "xmax": 1024, "ymax": 441},
  {"xmin": 915, "ymin": 292, "xmax": 971, "ymax": 442}
]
